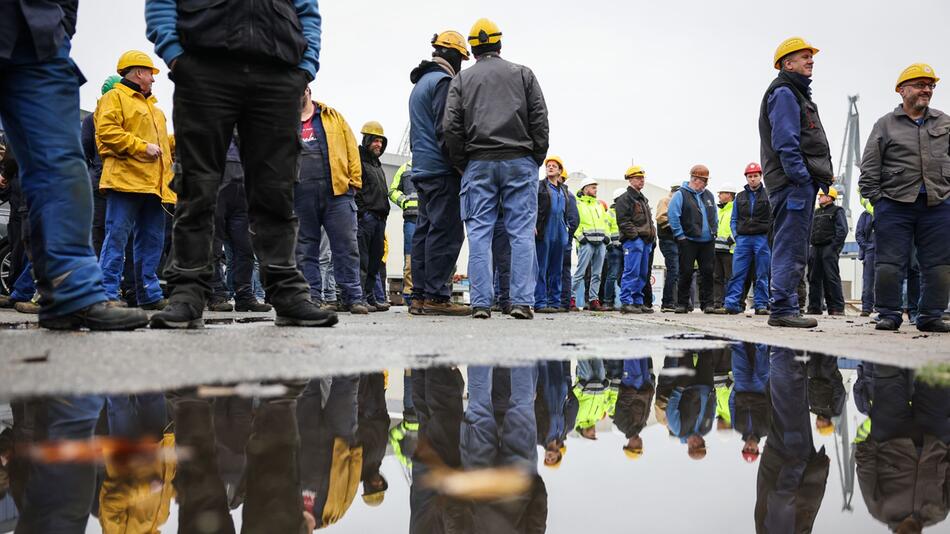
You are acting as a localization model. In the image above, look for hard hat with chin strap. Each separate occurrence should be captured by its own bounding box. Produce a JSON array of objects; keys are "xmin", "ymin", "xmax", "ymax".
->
[{"xmin": 468, "ymin": 18, "xmax": 502, "ymax": 46}]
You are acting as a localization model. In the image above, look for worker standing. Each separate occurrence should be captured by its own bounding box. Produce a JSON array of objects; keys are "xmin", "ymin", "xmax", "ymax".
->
[
  {"xmin": 859, "ymin": 63, "xmax": 950, "ymax": 332},
  {"xmin": 723, "ymin": 163, "xmax": 771, "ymax": 315},
  {"xmin": 854, "ymin": 199, "xmax": 875, "ymax": 317},
  {"xmin": 711, "ymin": 183, "xmax": 737, "ymax": 311},
  {"xmin": 655, "ymin": 185, "xmax": 681, "ymax": 312},
  {"xmin": 806, "ymin": 187, "xmax": 848, "ymax": 316},
  {"xmin": 603, "ymin": 187, "xmax": 626, "ymax": 310},
  {"xmin": 572, "ymin": 177, "xmax": 609, "ymax": 311},
  {"xmin": 388, "ymin": 161, "xmax": 417, "ymax": 305},
  {"xmin": 759, "ymin": 37, "xmax": 834, "ymax": 328},
  {"xmin": 615, "ymin": 166, "xmax": 656, "ymax": 314},
  {"xmin": 356, "ymin": 121, "xmax": 391, "ymax": 312},
  {"xmin": 535, "ymin": 156, "xmax": 570, "ymax": 313},
  {"xmin": 667, "ymin": 165, "xmax": 718, "ymax": 314},
  {"xmin": 408, "ymin": 31, "xmax": 472, "ymax": 316},
  {"xmin": 444, "ymin": 19, "xmax": 549, "ymax": 320}
]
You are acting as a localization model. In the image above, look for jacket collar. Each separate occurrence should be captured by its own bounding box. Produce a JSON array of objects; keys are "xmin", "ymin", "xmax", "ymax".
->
[
  {"xmin": 893, "ymin": 104, "xmax": 944, "ymax": 121},
  {"xmin": 117, "ymin": 79, "xmax": 154, "ymax": 101},
  {"xmin": 778, "ymin": 70, "xmax": 812, "ymax": 97}
]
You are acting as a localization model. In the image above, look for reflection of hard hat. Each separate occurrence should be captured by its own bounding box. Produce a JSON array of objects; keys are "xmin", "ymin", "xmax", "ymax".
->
[
  {"xmin": 744, "ymin": 162, "xmax": 762, "ymax": 175},
  {"xmin": 361, "ymin": 121, "xmax": 385, "ymax": 138},
  {"xmin": 362, "ymin": 491, "xmax": 386, "ymax": 507},
  {"xmin": 895, "ymin": 63, "xmax": 939, "ymax": 92},
  {"xmin": 579, "ymin": 176, "xmax": 598, "ymax": 190},
  {"xmin": 468, "ymin": 18, "xmax": 502, "ymax": 46},
  {"xmin": 689, "ymin": 164, "xmax": 710, "ymax": 180},
  {"xmin": 431, "ymin": 31, "xmax": 470, "ymax": 60},
  {"xmin": 817, "ymin": 422, "xmax": 835, "ymax": 436},
  {"xmin": 742, "ymin": 450, "xmax": 760, "ymax": 463},
  {"xmin": 116, "ymin": 50, "xmax": 159, "ymax": 75},
  {"xmin": 624, "ymin": 165, "xmax": 645, "ymax": 178},
  {"xmin": 820, "ymin": 186, "xmax": 839, "ymax": 200},
  {"xmin": 718, "ymin": 183, "xmax": 738, "ymax": 194},
  {"xmin": 544, "ymin": 156, "xmax": 567, "ymax": 178},
  {"xmin": 623, "ymin": 446, "xmax": 643, "ymax": 460},
  {"xmin": 773, "ymin": 36, "xmax": 819, "ymax": 69},
  {"xmin": 612, "ymin": 187, "xmax": 627, "ymax": 201}
]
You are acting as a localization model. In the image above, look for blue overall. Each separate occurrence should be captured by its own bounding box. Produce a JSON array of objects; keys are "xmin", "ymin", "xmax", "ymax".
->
[
  {"xmin": 534, "ymin": 181, "xmax": 567, "ymax": 308},
  {"xmin": 9, "ymin": 258, "xmax": 36, "ymax": 302},
  {"xmin": 724, "ymin": 237, "xmax": 771, "ymax": 311},
  {"xmin": 98, "ymin": 191, "xmax": 166, "ymax": 305},
  {"xmin": 460, "ymin": 157, "xmax": 539, "ymax": 309},
  {"xmin": 619, "ymin": 238, "xmax": 653, "ymax": 306},
  {"xmin": 621, "ymin": 358, "xmax": 654, "ymax": 390},
  {"xmin": 769, "ymin": 183, "xmax": 817, "ymax": 316}
]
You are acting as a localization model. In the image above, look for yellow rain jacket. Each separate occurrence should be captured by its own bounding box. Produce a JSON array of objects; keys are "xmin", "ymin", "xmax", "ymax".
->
[
  {"xmin": 319, "ymin": 438, "xmax": 363, "ymax": 529},
  {"xmin": 98, "ymin": 433, "xmax": 176, "ymax": 534},
  {"xmin": 313, "ymin": 101, "xmax": 362, "ymax": 195},
  {"xmin": 95, "ymin": 82, "xmax": 175, "ymax": 204}
]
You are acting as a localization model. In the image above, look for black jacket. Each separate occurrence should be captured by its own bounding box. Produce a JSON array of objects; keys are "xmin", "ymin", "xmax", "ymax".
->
[
  {"xmin": 0, "ymin": 0, "xmax": 78, "ymax": 61},
  {"xmin": 810, "ymin": 204, "xmax": 847, "ymax": 249},
  {"xmin": 356, "ymin": 144, "xmax": 391, "ymax": 219},
  {"xmin": 613, "ymin": 384, "xmax": 655, "ymax": 438},
  {"xmin": 535, "ymin": 179, "xmax": 569, "ymax": 241},
  {"xmin": 615, "ymin": 186, "xmax": 656, "ymax": 243},
  {"xmin": 734, "ymin": 185, "xmax": 771, "ymax": 236}
]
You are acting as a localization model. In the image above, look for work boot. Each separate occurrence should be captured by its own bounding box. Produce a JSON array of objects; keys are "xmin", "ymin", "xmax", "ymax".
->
[
  {"xmin": 620, "ymin": 304, "xmax": 642, "ymax": 314},
  {"xmin": 13, "ymin": 301, "xmax": 39, "ymax": 314},
  {"xmin": 674, "ymin": 306, "xmax": 688, "ymax": 314},
  {"xmin": 916, "ymin": 319, "xmax": 950, "ymax": 333},
  {"xmin": 40, "ymin": 301, "xmax": 149, "ymax": 331},
  {"xmin": 140, "ymin": 298, "xmax": 168, "ymax": 311},
  {"xmin": 365, "ymin": 302, "xmax": 378, "ymax": 313},
  {"xmin": 601, "ymin": 304, "xmax": 615, "ymax": 312},
  {"xmin": 588, "ymin": 299, "xmax": 603, "ymax": 311},
  {"xmin": 724, "ymin": 307, "xmax": 742, "ymax": 315},
  {"xmin": 150, "ymin": 301, "xmax": 205, "ymax": 329},
  {"xmin": 319, "ymin": 301, "xmax": 337, "ymax": 311},
  {"xmin": 347, "ymin": 302, "xmax": 370, "ymax": 315},
  {"xmin": 106, "ymin": 300, "xmax": 128, "ymax": 308},
  {"xmin": 234, "ymin": 299, "xmax": 272, "ymax": 312},
  {"xmin": 661, "ymin": 306, "xmax": 676, "ymax": 313},
  {"xmin": 409, "ymin": 298, "xmax": 425, "ymax": 315},
  {"xmin": 704, "ymin": 307, "xmax": 727, "ymax": 315},
  {"xmin": 0, "ymin": 295, "xmax": 13, "ymax": 308},
  {"xmin": 207, "ymin": 299, "xmax": 233, "ymax": 312},
  {"xmin": 274, "ymin": 300, "xmax": 338, "ymax": 327},
  {"xmin": 875, "ymin": 318, "xmax": 899, "ymax": 331},
  {"xmin": 556, "ymin": 307, "xmax": 568, "ymax": 313},
  {"xmin": 510, "ymin": 305, "xmax": 534, "ymax": 320},
  {"xmin": 827, "ymin": 310, "xmax": 845, "ymax": 316},
  {"xmin": 641, "ymin": 305, "xmax": 655, "ymax": 314},
  {"xmin": 860, "ymin": 311, "xmax": 871, "ymax": 317},
  {"xmin": 754, "ymin": 308, "xmax": 770, "ymax": 316},
  {"xmin": 535, "ymin": 307, "xmax": 557, "ymax": 314},
  {"xmin": 767, "ymin": 315, "xmax": 818, "ymax": 328},
  {"xmin": 374, "ymin": 302, "xmax": 391, "ymax": 312},
  {"xmin": 472, "ymin": 307, "xmax": 491, "ymax": 319},
  {"xmin": 424, "ymin": 299, "xmax": 471, "ymax": 316},
  {"xmin": 569, "ymin": 298, "xmax": 579, "ymax": 312},
  {"xmin": 501, "ymin": 303, "xmax": 513, "ymax": 315},
  {"xmin": 804, "ymin": 309, "xmax": 823, "ymax": 315}
]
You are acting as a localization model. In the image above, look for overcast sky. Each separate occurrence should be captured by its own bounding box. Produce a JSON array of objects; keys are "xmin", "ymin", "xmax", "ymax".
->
[{"xmin": 72, "ymin": 0, "xmax": 949, "ymax": 199}]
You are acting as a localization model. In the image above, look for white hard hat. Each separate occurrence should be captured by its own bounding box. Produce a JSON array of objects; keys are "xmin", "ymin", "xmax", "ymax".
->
[
  {"xmin": 579, "ymin": 176, "xmax": 598, "ymax": 190},
  {"xmin": 612, "ymin": 187, "xmax": 627, "ymax": 201},
  {"xmin": 718, "ymin": 183, "xmax": 738, "ymax": 194}
]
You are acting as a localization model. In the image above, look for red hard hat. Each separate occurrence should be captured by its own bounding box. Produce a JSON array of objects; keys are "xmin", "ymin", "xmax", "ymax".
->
[
  {"xmin": 742, "ymin": 450, "xmax": 760, "ymax": 463},
  {"xmin": 744, "ymin": 162, "xmax": 762, "ymax": 175}
]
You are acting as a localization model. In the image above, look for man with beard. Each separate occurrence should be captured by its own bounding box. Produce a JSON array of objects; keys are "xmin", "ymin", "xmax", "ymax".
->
[
  {"xmin": 859, "ymin": 63, "xmax": 950, "ymax": 333},
  {"xmin": 356, "ymin": 121, "xmax": 391, "ymax": 312}
]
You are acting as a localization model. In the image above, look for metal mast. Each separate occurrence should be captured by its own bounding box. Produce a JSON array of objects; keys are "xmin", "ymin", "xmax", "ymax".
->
[
  {"xmin": 396, "ymin": 121, "xmax": 412, "ymax": 157},
  {"xmin": 835, "ymin": 95, "xmax": 861, "ymax": 219}
]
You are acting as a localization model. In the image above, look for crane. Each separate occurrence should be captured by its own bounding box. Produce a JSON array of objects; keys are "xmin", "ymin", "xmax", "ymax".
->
[{"xmin": 835, "ymin": 95, "xmax": 861, "ymax": 220}]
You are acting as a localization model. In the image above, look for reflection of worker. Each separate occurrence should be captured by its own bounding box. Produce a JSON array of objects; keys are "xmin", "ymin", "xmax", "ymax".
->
[
  {"xmin": 357, "ymin": 373, "xmax": 390, "ymax": 507},
  {"xmin": 613, "ymin": 358, "xmax": 655, "ymax": 460},
  {"xmin": 664, "ymin": 352, "xmax": 716, "ymax": 460},
  {"xmin": 729, "ymin": 343, "xmax": 770, "ymax": 463},
  {"xmin": 536, "ymin": 360, "xmax": 573, "ymax": 467},
  {"xmin": 806, "ymin": 354, "xmax": 846, "ymax": 436}
]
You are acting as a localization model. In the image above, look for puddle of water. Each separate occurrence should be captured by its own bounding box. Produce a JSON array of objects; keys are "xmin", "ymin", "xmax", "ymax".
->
[{"xmin": 0, "ymin": 343, "xmax": 944, "ymax": 533}]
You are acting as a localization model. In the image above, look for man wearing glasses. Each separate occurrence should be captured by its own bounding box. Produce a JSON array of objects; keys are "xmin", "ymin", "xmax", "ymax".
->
[{"xmin": 859, "ymin": 64, "xmax": 950, "ymax": 333}]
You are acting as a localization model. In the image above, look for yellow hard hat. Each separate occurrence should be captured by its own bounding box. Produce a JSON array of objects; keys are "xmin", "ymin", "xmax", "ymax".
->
[
  {"xmin": 819, "ymin": 186, "xmax": 838, "ymax": 200},
  {"xmin": 623, "ymin": 446, "xmax": 643, "ymax": 460},
  {"xmin": 817, "ymin": 423, "xmax": 835, "ymax": 436},
  {"xmin": 773, "ymin": 37, "xmax": 819, "ymax": 70},
  {"xmin": 624, "ymin": 165, "xmax": 645, "ymax": 178},
  {"xmin": 116, "ymin": 50, "xmax": 159, "ymax": 75},
  {"xmin": 468, "ymin": 18, "xmax": 502, "ymax": 46},
  {"xmin": 895, "ymin": 63, "xmax": 939, "ymax": 92},
  {"xmin": 361, "ymin": 121, "xmax": 385, "ymax": 138},
  {"xmin": 432, "ymin": 31, "xmax": 470, "ymax": 60},
  {"xmin": 362, "ymin": 491, "xmax": 385, "ymax": 507},
  {"xmin": 544, "ymin": 156, "xmax": 567, "ymax": 178}
]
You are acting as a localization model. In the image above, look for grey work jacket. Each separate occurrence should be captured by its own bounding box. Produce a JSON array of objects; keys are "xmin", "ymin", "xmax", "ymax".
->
[{"xmin": 859, "ymin": 106, "xmax": 950, "ymax": 206}]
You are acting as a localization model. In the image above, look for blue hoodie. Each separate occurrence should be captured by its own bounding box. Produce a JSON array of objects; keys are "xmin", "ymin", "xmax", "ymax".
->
[{"xmin": 667, "ymin": 181, "xmax": 716, "ymax": 242}]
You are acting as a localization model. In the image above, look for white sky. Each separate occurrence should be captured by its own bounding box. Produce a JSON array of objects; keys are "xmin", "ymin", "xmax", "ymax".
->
[{"xmin": 72, "ymin": 0, "xmax": 950, "ymax": 197}]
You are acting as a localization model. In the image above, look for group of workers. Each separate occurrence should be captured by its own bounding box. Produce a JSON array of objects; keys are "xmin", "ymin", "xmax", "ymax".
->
[{"xmin": 0, "ymin": 0, "xmax": 947, "ymax": 335}]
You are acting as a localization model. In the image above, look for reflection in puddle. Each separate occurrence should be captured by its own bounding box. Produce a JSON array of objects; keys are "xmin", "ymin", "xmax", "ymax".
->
[{"xmin": 0, "ymin": 344, "xmax": 947, "ymax": 533}]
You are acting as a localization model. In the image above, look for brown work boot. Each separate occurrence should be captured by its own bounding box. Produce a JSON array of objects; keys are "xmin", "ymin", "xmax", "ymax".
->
[
  {"xmin": 409, "ymin": 298, "xmax": 425, "ymax": 315},
  {"xmin": 423, "ymin": 299, "xmax": 471, "ymax": 316},
  {"xmin": 14, "ymin": 301, "xmax": 40, "ymax": 314},
  {"xmin": 588, "ymin": 299, "xmax": 603, "ymax": 311}
]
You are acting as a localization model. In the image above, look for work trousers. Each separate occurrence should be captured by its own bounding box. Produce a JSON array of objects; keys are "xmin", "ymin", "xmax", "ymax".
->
[
  {"xmin": 492, "ymin": 216, "xmax": 511, "ymax": 308},
  {"xmin": 807, "ymin": 244, "xmax": 845, "ymax": 313},
  {"xmin": 402, "ymin": 218, "xmax": 416, "ymax": 298},
  {"xmin": 768, "ymin": 183, "xmax": 817, "ymax": 317},
  {"xmin": 560, "ymin": 245, "xmax": 573, "ymax": 308},
  {"xmin": 572, "ymin": 242, "xmax": 606, "ymax": 307},
  {"xmin": 210, "ymin": 183, "xmax": 255, "ymax": 303},
  {"xmin": 713, "ymin": 251, "xmax": 733, "ymax": 308},
  {"xmin": 0, "ymin": 35, "xmax": 107, "ymax": 318},
  {"xmin": 317, "ymin": 229, "xmax": 337, "ymax": 303},
  {"xmin": 861, "ymin": 248, "xmax": 876, "ymax": 313},
  {"xmin": 604, "ymin": 245, "xmax": 623, "ymax": 307},
  {"xmin": 725, "ymin": 234, "xmax": 771, "ymax": 311},
  {"xmin": 294, "ymin": 179, "xmax": 362, "ymax": 305},
  {"xmin": 676, "ymin": 239, "xmax": 714, "ymax": 309},
  {"xmin": 731, "ymin": 343, "xmax": 769, "ymax": 394},
  {"xmin": 873, "ymin": 195, "xmax": 950, "ymax": 327},
  {"xmin": 869, "ymin": 367, "xmax": 950, "ymax": 443},
  {"xmin": 165, "ymin": 52, "xmax": 311, "ymax": 311},
  {"xmin": 460, "ymin": 366, "xmax": 539, "ymax": 470},
  {"xmin": 658, "ymin": 237, "xmax": 679, "ymax": 308},
  {"xmin": 411, "ymin": 175, "xmax": 464, "ymax": 301},
  {"xmin": 357, "ymin": 211, "xmax": 386, "ymax": 305},
  {"xmin": 98, "ymin": 191, "xmax": 165, "ymax": 305},
  {"xmin": 534, "ymin": 228, "xmax": 566, "ymax": 309},
  {"xmin": 620, "ymin": 238, "xmax": 652, "ymax": 306},
  {"xmin": 460, "ymin": 157, "xmax": 539, "ymax": 308},
  {"xmin": 9, "ymin": 259, "xmax": 35, "ymax": 302}
]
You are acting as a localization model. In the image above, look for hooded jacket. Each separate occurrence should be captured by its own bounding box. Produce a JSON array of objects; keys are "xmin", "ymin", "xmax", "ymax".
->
[
  {"xmin": 356, "ymin": 139, "xmax": 390, "ymax": 218},
  {"xmin": 96, "ymin": 81, "xmax": 176, "ymax": 203},
  {"xmin": 615, "ymin": 186, "xmax": 656, "ymax": 243},
  {"xmin": 409, "ymin": 59, "xmax": 456, "ymax": 180},
  {"xmin": 667, "ymin": 182, "xmax": 717, "ymax": 242}
]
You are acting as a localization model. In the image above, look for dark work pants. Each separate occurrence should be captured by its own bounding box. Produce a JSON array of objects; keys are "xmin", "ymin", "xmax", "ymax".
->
[
  {"xmin": 807, "ymin": 244, "xmax": 845, "ymax": 312},
  {"xmin": 869, "ymin": 367, "xmax": 950, "ymax": 444},
  {"xmin": 604, "ymin": 245, "xmax": 623, "ymax": 306},
  {"xmin": 92, "ymin": 190, "xmax": 106, "ymax": 257},
  {"xmin": 411, "ymin": 175, "xmax": 464, "ymax": 301},
  {"xmin": 560, "ymin": 245, "xmax": 572, "ymax": 308},
  {"xmin": 165, "ymin": 52, "xmax": 310, "ymax": 311},
  {"xmin": 902, "ymin": 242, "xmax": 921, "ymax": 320},
  {"xmin": 211, "ymin": 183, "xmax": 255, "ymax": 303},
  {"xmin": 873, "ymin": 195, "xmax": 950, "ymax": 327},
  {"xmin": 713, "ymin": 251, "xmax": 732, "ymax": 308},
  {"xmin": 492, "ymin": 216, "xmax": 511, "ymax": 307},
  {"xmin": 644, "ymin": 243, "xmax": 655, "ymax": 307},
  {"xmin": 861, "ymin": 248, "xmax": 875, "ymax": 313},
  {"xmin": 676, "ymin": 239, "xmax": 714, "ymax": 309},
  {"xmin": 769, "ymin": 183, "xmax": 818, "ymax": 317},
  {"xmin": 658, "ymin": 237, "xmax": 678, "ymax": 308},
  {"xmin": 358, "ymin": 212, "xmax": 386, "ymax": 305}
]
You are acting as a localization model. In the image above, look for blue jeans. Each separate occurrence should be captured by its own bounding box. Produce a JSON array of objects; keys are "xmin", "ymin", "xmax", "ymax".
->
[
  {"xmin": 621, "ymin": 358, "xmax": 654, "ymax": 389},
  {"xmin": 620, "ymin": 238, "xmax": 652, "ymax": 305},
  {"xmin": 572, "ymin": 242, "xmax": 606, "ymax": 306},
  {"xmin": 658, "ymin": 237, "xmax": 679, "ymax": 308},
  {"xmin": 731, "ymin": 343, "xmax": 769, "ymax": 393},
  {"xmin": 769, "ymin": 183, "xmax": 817, "ymax": 317},
  {"xmin": 604, "ymin": 246, "xmax": 623, "ymax": 307},
  {"xmin": 534, "ymin": 227, "xmax": 566, "ymax": 308},
  {"xmin": 106, "ymin": 394, "xmax": 168, "ymax": 439},
  {"xmin": 576, "ymin": 359, "xmax": 606, "ymax": 383},
  {"xmin": 98, "ymin": 191, "xmax": 166, "ymax": 304},
  {"xmin": 317, "ymin": 230, "xmax": 336, "ymax": 302},
  {"xmin": 874, "ymin": 195, "xmax": 950, "ymax": 327},
  {"xmin": 460, "ymin": 366, "xmax": 538, "ymax": 470},
  {"xmin": 9, "ymin": 258, "xmax": 36, "ymax": 302},
  {"xmin": 492, "ymin": 216, "xmax": 511, "ymax": 307},
  {"xmin": 0, "ymin": 36, "xmax": 107, "ymax": 319},
  {"xmin": 725, "ymin": 234, "xmax": 771, "ymax": 311},
  {"xmin": 460, "ymin": 157, "xmax": 539, "ymax": 308},
  {"xmin": 294, "ymin": 179, "xmax": 363, "ymax": 305}
]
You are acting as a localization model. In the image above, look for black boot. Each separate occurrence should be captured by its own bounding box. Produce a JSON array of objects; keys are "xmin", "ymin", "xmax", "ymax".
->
[
  {"xmin": 767, "ymin": 315, "xmax": 818, "ymax": 328},
  {"xmin": 235, "ymin": 299, "xmax": 273, "ymax": 312},
  {"xmin": 150, "ymin": 301, "xmax": 205, "ymax": 329},
  {"xmin": 274, "ymin": 300, "xmax": 338, "ymax": 327},
  {"xmin": 39, "ymin": 302, "xmax": 149, "ymax": 331}
]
